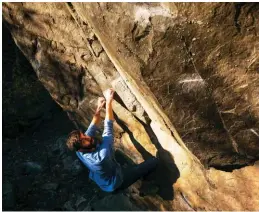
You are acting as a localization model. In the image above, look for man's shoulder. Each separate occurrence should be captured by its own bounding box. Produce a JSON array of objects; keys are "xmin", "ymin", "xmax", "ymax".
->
[{"xmin": 77, "ymin": 149, "xmax": 108, "ymax": 164}]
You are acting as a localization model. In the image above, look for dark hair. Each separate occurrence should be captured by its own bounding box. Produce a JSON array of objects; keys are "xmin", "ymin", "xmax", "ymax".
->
[{"xmin": 66, "ymin": 130, "xmax": 82, "ymax": 151}]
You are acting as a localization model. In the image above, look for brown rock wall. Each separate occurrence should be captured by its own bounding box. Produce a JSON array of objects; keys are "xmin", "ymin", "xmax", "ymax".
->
[{"xmin": 3, "ymin": 2, "xmax": 259, "ymax": 210}]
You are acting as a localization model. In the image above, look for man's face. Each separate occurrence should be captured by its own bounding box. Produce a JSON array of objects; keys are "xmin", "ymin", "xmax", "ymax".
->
[{"xmin": 79, "ymin": 132, "xmax": 95, "ymax": 149}]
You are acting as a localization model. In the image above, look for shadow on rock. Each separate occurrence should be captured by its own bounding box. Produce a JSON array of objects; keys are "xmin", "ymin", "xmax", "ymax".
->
[
  {"xmin": 115, "ymin": 114, "xmax": 180, "ymax": 201},
  {"xmin": 154, "ymin": 149, "xmax": 180, "ymax": 200}
]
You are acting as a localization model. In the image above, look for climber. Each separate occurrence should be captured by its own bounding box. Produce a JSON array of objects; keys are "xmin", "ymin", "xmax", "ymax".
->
[{"xmin": 66, "ymin": 88, "xmax": 158, "ymax": 192}]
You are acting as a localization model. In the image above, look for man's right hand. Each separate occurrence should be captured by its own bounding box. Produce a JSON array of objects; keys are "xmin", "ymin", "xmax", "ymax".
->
[
  {"xmin": 104, "ymin": 88, "xmax": 115, "ymax": 103},
  {"xmin": 104, "ymin": 88, "xmax": 115, "ymax": 121}
]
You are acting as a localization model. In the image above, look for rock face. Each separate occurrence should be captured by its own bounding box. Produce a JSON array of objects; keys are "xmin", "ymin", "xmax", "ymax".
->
[
  {"xmin": 2, "ymin": 24, "xmax": 56, "ymax": 139},
  {"xmin": 3, "ymin": 2, "xmax": 259, "ymax": 210}
]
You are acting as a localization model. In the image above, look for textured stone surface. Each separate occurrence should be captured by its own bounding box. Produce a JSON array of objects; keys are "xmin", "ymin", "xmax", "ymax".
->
[
  {"xmin": 91, "ymin": 193, "xmax": 141, "ymax": 211},
  {"xmin": 3, "ymin": 2, "xmax": 259, "ymax": 210},
  {"xmin": 3, "ymin": 182, "xmax": 15, "ymax": 209}
]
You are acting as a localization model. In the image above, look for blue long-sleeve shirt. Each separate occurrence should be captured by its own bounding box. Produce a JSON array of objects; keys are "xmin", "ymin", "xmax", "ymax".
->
[{"xmin": 76, "ymin": 119, "xmax": 123, "ymax": 192}]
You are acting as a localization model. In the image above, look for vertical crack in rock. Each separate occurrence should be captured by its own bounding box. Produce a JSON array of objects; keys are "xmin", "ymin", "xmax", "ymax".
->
[
  {"xmin": 65, "ymin": 2, "xmax": 96, "ymax": 58},
  {"xmin": 182, "ymin": 36, "xmax": 204, "ymax": 82},
  {"xmin": 217, "ymin": 110, "xmax": 239, "ymax": 153},
  {"xmin": 180, "ymin": 191, "xmax": 194, "ymax": 210},
  {"xmin": 234, "ymin": 3, "xmax": 246, "ymax": 32}
]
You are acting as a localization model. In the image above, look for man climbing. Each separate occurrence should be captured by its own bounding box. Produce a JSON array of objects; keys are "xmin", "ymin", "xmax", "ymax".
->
[{"xmin": 66, "ymin": 88, "xmax": 158, "ymax": 192}]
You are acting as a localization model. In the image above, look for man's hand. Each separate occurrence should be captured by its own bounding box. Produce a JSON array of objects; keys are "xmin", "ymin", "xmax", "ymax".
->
[
  {"xmin": 95, "ymin": 97, "xmax": 106, "ymax": 115},
  {"xmin": 104, "ymin": 88, "xmax": 115, "ymax": 103},
  {"xmin": 97, "ymin": 97, "xmax": 106, "ymax": 109}
]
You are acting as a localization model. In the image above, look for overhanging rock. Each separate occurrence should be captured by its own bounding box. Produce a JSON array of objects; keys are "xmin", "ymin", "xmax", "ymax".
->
[{"xmin": 3, "ymin": 2, "xmax": 259, "ymax": 210}]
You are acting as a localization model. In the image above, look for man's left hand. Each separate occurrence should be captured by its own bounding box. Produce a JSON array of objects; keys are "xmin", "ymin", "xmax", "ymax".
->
[{"xmin": 97, "ymin": 97, "xmax": 106, "ymax": 113}]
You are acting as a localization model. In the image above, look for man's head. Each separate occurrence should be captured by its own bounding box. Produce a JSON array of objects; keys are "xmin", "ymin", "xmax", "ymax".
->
[{"xmin": 66, "ymin": 130, "xmax": 97, "ymax": 152}]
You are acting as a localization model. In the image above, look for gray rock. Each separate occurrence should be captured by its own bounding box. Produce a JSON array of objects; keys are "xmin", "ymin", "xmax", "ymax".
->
[
  {"xmin": 63, "ymin": 201, "xmax": 75, "ymax": 211},
  {"xmin": 112, "ymin": 77, "xmax": 147, "ymax": 123},
  {"xmin": 3, "ymin": 182, "xmax": 15, "ymax": 209},
  {"xmin": 28, "ymin": 191, "xmax": 59, "ymax": 210},
  {"xmin": 15, "ymin": 176, "xmax": 34, "ymax": 195},
  {"xmin": 21, "ymin": 161, "xmax": 42, "ymax": 175},
  {"xmin": 71, "ymin": 159, "xmax": 84, "ymax": 176},
  {"xmin": 82, "ymin": 205, "xmax": 92, "ymax": 211},
  {"xmin": 92, "ymin": 193, "xmax": 140, "ymax": 211},
  {"xmin": 62, "ymin": 156, "xmax": 74, "ymax": 170},
  {"xmin": 63, "ymin": 156, "xmax": 84, "ymax": 175},
  {"xmin": 91, "ymin": 40, "xmax": 103, "ymax": 56},
  {"xmin": 75, "ymin": 196, "xmax": 88, "ymax": 210},
  {"xmin": 52, "ymin": 136, "xmax": 69, "ymax": 158},
  {"xmin": 81, "ymin": 53, "xmax": 91, "ymax": 62},
  {"xmin": 41, "ymin": 183, "xmax": 59, "ymax": 191},
  {"xmin": 51, "ymin": 136, "xmax": 85, "ymax": 175}
]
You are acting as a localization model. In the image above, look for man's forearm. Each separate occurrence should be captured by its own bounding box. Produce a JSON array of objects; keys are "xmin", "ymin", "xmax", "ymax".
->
[
  {"xmin": 105, "ymin": 101, "xmax": 114, "ymax": 121},
  {"xmin": 91, "ymin": 107, "xmax": 102, "ymax": 126}
]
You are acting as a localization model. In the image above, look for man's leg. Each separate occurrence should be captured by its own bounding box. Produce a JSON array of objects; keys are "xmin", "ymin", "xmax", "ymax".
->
[{"xmin": 119, "ymin": 157, "xmax": 158, "ymax": 190}]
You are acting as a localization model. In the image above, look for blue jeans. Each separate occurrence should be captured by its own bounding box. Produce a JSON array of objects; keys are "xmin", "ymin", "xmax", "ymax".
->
[{"xmin": 117, "ymin": 157, "xmax": 159, "ymax": 190}]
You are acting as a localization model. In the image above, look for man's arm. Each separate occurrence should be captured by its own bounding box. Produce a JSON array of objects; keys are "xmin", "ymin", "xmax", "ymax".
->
[
  {"xmin": 105, "ymin": 100, "xmax": 114, "ymax": 121},
  {"xmin": 104, "ymin": 88, "xmax": 115, "ymax": 121},
  {"xmin": 91, "ymin": 97, "xmax": 106, "ymax": 126},
  {"xmin": 98, "ymin": 89, "xmax": 115, "ymax": 160},
  {"xmin": 91, "ymin": 97, "xmax": 105, "ymax": 126},
  {"xmin": 102, "ymin": 88, "xmax": 115, "ymax": 138},
  {"xmin": 85, "ymin": 97, "xmax": 105, "ymax": 137}
]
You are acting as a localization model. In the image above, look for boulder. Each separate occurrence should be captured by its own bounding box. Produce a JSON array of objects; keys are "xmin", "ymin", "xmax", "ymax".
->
[
  {"xmin": 91, "ymin": 193, "xmax": 141, "ymax": 211},
  {"xmin": 41, "ymin": 183, "xmax": 59, "ymax": 191},
  {"xmin": 52, "ymin": 136, "xmax": 84, "ymax": 175},
  {"xmin": 3, "ymin": 182, "xmax": 15, "ymax": 209},
  {"xmin": 21, "ymin": 161, "xmax": 42, "ymax": 175},
  {"xmin": 63, "ymin": 201, "xmax": 75, "ymax": 211},
  {"xmin": 3, "ymin": 2, "xmax": 259, "ymax": 210}
]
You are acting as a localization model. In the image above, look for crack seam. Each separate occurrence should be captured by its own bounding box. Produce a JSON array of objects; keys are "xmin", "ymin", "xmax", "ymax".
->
[
  {"xmin": 180, "ymin": 191, "xmax": 195, "ymax": 211},
  {"xmin": 65, "ymin": 2, "xmax": 96, "ymax": 58}
]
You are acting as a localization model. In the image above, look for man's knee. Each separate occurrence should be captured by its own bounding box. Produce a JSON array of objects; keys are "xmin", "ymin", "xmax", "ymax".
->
[{"xmin": 146, "ymin": 157, "xmax": 159, "ymax": 168}]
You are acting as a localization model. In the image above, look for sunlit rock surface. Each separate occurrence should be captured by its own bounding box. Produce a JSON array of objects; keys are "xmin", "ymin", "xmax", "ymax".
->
[{"xmin": 3, "ymin": 2, "xmax": 259, "ymax": 210}]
